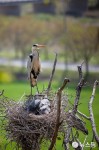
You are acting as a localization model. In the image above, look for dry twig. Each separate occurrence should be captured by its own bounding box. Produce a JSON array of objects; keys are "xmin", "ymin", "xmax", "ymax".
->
[
  {"xmin": 47, "ymin": 53, "xmax": 57, "ymax": 95},
  {"xmin": 0, "ymin": 90, "xmax": 4, "ymax": 96},
  {"xmin": 77, "ymin": 110, "xmax": 90, "ymax": 120},
  {"xmin": 73, "ymin": 65, "xmax": 85, "ymax": 114},
  {"xmin": 88, "ymin": 80, "xmax": 99, "ymax": 146}
]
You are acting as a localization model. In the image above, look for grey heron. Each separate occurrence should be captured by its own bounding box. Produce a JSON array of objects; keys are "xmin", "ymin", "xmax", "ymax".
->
[{"xmin": 27, "ymin": 44, "xmax": 45, "ymax": 94}]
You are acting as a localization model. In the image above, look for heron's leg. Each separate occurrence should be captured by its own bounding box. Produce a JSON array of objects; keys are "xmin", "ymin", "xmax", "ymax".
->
[
  {"xmin": 30, "ymin": 78, "xmax": 32, "ymax": 95},
  {"xmin": 30, "ymin": 73, "xmax": 32, "ymax": 95},
  {"xmin": 30, "ymin": 85, "xmax": 32, "ymax": 95},
  {"xmin": 36, "ymin": 82, "xmax": 39, "ymax": 94}
]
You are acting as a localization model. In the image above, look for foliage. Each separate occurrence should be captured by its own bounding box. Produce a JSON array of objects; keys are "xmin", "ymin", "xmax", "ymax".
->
[
  {"xmin": 66, "ymin": 22, "xmax": 99, "ymax": 59},
  {"xmin": 62, "ymin": 20, "xmax": 99, "ymax": 77},
  {"xmin": 0, "ymin": 71, "xmax": 14, "ymax": 83},
  {"xmin": 0, "ymin": 14, "xmax": 63, "ymax": 58},
  {"xmin": 0, "ymin": 14, "xmax": 99, "ymax": 69}
]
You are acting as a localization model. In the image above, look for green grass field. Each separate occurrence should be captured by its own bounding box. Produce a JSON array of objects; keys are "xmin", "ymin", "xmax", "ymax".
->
[{"xmin": 0, "ymin": 81, "xmax": 99, "ymax": 150}]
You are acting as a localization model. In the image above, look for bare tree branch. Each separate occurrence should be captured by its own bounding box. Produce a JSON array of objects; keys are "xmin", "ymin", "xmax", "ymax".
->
[
  {"xmin": 64, "ymin": 64, "xmax": 85, "ymax": 149},
  {"xmin": 72, "ymin": 78, "xmax": 85, "ymax": 115},
  {"xmin": 47, "ymin": 53, "xmax": 57, "ymax": 95},
  {"xmin": 48, "ymin": 78, "xmax": 70, "ymax": 150},
  {"xmin": 77, "ymin": 110, "xmax": 90, "ymax": 120},
  {"xmin": 72, "ymin": 64, "xmax": 85, "ymax": 114},
  {"xmin": 88, "ymin": 80, "xmax": 99, "ymax": 145},
  {"xmin": 0, "ymin": 90, "xmax": 4, "ymax": 96},
  {"xmin": 77, "ymin": 65, "xmax": 83, "ymax": 80}
]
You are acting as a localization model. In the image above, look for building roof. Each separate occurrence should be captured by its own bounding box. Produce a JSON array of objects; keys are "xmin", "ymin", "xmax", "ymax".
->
[{"xmin": 0, "ymin": 0, "xmax": 43, "ymax": 5}]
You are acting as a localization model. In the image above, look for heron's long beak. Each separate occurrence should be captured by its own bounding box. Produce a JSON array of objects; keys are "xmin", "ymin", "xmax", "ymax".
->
[{"xmin": 37, "ymin": 44, "xmax": 45, "ymax": 48}]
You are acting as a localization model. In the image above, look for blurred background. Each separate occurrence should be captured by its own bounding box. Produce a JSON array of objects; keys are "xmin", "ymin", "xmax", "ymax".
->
[{"xmin": 0, "ymin": 0, "xmax": 99, "ymax": 86}]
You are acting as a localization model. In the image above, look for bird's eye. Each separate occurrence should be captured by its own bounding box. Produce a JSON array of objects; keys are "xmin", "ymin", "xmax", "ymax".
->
[{"xmin": 33, "ymin": 44, "xmax": 37, "ymax": 47}]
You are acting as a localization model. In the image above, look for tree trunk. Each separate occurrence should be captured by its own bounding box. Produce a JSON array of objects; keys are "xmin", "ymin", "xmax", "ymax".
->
[{"xmin": 96, "ymin": 0, "xmax": 99, "ymax": 9}]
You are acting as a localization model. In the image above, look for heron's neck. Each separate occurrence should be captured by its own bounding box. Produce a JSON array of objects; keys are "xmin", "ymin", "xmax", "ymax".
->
[{"xmin": 32, "ymin": 50, "xmax": 39, "ymax": 57}]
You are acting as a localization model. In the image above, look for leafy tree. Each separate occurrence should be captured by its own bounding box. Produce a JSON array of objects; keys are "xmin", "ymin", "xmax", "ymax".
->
[{"xmin": 65, "ymin": 24, "xmax": 99, "ymax": 78}]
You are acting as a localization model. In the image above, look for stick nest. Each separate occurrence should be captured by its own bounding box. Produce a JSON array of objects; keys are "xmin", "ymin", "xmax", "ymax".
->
[{"xmin": 0, "ymin": 91, "xmax": 69, "ymax": 150}]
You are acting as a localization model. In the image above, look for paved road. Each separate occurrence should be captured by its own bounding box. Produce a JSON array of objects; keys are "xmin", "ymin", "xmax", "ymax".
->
[{"xmin": 0, "ymin": 58, "xmax": 99, "ymax": 72}]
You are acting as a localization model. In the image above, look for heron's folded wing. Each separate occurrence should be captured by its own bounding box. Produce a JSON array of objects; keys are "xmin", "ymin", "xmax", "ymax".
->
[{"xmin": 27, "ymin": 56, "xmax": 32, "ymax": 79}]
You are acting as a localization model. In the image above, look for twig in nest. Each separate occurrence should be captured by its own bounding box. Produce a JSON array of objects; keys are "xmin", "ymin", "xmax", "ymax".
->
[
  {"xmin": 47, "ymin": 53, "xmax": 57, "ymax": 95},
  {"xmin": 64, "ymin": 127, "xmax": 72, "ymax": 150},
  {"xmin": 88, "ymin": 80, "xmax": 99, "ymax": 146},
  {"xmin": 48, "ymin": 78, "xmax": 70, "ymax": 150}
]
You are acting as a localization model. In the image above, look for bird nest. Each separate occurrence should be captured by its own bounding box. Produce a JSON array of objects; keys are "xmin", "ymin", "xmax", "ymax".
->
[{"xmin": 0, "ymin": 91, "xmax": 69, "ymax": 150}]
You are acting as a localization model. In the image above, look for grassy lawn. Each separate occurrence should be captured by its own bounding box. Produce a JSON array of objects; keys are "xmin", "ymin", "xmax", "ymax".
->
[{"xmin": 0, "ymin": 81, "xmax": 99, "ymax": 150}]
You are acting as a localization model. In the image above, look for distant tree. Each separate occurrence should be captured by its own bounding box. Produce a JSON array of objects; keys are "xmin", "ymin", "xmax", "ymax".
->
[
  {"xmin": 97, "ymin": 0, "xmax": 99, "ymax": 8},
  {"xmin": 7, "ymin": 15, "xmax": 64, "ymax": 61},
  {"xmin": 65, "ymin": 24, "xmax": 99, "ymax": 78},
  {"xmin": 0, "ymin": 16, "xmax": 11, "ymax": 49}
]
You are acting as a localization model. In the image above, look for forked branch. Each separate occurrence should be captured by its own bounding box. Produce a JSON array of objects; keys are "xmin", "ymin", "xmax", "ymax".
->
[{"xmin": 64, "ymin": 64, "xmax": 85, "ymax": 150}]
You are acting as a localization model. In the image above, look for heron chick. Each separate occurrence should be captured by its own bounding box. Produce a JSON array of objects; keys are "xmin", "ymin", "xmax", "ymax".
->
[{"xmin": 27, "ymin": 44, "xmax": 45, "ymax": 93}]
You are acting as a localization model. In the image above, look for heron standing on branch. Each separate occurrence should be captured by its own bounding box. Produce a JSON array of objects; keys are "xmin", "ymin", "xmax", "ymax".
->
[{"xmin": 27, "ymin": 44, "xmax": 45, "ymax": 94}]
